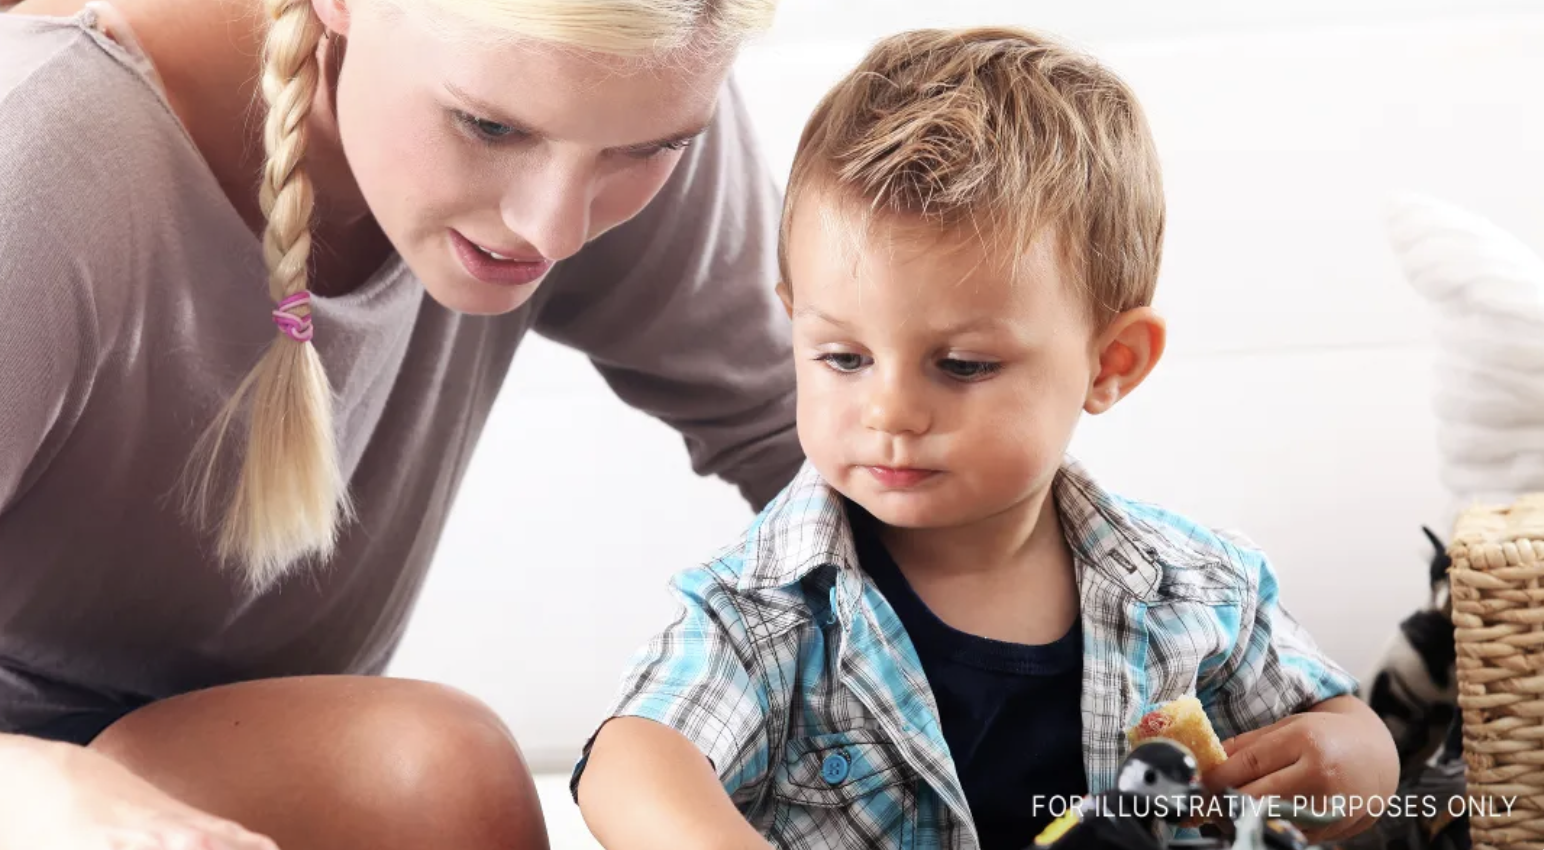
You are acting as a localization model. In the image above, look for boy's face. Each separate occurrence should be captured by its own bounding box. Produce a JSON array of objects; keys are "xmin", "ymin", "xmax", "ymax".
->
[{"xmin": 782, "ymin": 197, "xmax": 1109, "ymax": 531}]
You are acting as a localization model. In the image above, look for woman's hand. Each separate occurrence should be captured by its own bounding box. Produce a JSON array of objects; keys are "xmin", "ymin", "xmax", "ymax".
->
[{"xmin": 0, "ymin": 734, "xmax": 279, "ymax": 850}]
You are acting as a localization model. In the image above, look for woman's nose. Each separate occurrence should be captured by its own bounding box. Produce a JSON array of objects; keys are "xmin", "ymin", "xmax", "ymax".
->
[{"xmin": 501, "ymin": 160, "xmax": 594, "ymax": 262}]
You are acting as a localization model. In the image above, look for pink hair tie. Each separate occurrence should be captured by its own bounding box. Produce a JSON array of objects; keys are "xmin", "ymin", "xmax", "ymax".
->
[{"xmin": 272, "ymin": 291, "xmax": 314, "ymax": 343}]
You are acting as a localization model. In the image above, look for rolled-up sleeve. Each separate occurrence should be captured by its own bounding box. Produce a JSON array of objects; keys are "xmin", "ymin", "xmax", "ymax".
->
[
  {"xmin": 1200, "ymin": 547, "xmax": 1360, "ymax": 740},
  {"xmin": 572, "ymin": 562, "xmax": 772, "ymax": 799}
]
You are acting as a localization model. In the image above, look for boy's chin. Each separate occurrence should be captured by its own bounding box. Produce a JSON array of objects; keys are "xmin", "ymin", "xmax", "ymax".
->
[
  {"xmin": 843, "ymin": 488, "xmax": 962, "ymax": 530},
  {"xmin": 840, "ymin": 477, "xmax": 1045, "ymax": 532},
  {"xmin": 819, "ymin": 464, "xmax": 989, "ymax": 528}
]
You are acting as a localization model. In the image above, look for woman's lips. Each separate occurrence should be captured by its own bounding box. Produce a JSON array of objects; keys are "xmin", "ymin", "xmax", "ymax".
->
[{"xmin": 450, "ymin": 230, "xmax": 552, "ymax": 286}]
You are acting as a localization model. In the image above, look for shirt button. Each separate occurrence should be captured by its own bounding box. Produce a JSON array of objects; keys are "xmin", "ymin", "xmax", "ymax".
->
[{"xmin": 820, "ymin": 752, "xmax": 850, "ymax": 785}]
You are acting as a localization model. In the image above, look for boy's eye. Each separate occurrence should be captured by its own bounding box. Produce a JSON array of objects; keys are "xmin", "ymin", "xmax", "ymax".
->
[
  {"xmin": 939, "ymin": 358, "xmax": 1001, "ymax": 380},
  {"xmin": 818, "ymin": 353, "xmax": 869, "ymax": 373}
]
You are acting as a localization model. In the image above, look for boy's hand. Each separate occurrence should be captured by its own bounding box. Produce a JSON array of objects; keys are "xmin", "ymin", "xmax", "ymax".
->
[{"xmin": 1203, "ymin": 696, "xmax": 1398, "ymax": 842}]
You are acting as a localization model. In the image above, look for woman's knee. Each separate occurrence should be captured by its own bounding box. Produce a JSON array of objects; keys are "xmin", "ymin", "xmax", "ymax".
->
[
  {"xmin": 92, "ymin": 676, "xmax": 549, "ymax": 850},
  {"xmin": 344, "ymin": 679, "xmax": 550, "ymax": 848}
]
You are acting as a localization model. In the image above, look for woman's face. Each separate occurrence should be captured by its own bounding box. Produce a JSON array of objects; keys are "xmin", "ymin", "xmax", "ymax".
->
[{"xmin": 325, "ymin": 0, "xmax": 734, "ymax": 315}]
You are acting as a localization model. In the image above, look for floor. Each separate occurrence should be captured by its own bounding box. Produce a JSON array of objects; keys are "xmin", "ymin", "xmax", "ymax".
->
[{"xmin": 535, "ymin": 773, "xmax": 603, "ymax": 850}]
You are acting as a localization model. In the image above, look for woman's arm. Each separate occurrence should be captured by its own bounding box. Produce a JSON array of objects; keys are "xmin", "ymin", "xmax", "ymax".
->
[
  {"xmin": 533, "ymin": 75, "xmax": 802, "ymax": 511},
  {"xmin": 0, "ymin": 205, "xmax": 100, "ymax": 518},
  {"xmin": 578, "ymin": 718, "xmax": 770, "ymax": 850}
]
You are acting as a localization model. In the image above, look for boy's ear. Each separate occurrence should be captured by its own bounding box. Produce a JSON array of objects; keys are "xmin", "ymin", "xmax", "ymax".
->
[
  {"xmin": 776, "ymin": 280, "xmax": 794, "ymax": 319},
  {"xmin": 1085, "ymin": 307, "xmax": 1166, "ymax": 415},
  {"xmin": 311, "ymin": 0, "xmax": 351, "ymax": 35}
]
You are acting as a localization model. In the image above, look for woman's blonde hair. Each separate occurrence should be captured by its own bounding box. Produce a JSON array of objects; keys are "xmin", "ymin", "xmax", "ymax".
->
[{"xmin": 188, "ymin": 0, "xmax": 776, "ymax": 589}]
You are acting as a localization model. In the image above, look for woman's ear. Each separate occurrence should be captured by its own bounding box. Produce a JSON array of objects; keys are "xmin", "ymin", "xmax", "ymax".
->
[
  {"xmin": 310, "ymin": 0, "xmax": 351, "ymax": 36},
  {"xmin": 776, "ymin": 280, "xmax": 794, "ymax": 319},
  {"xmin": 1085, "ymin": 307, "xmax": 1166, "ymax": 415}
]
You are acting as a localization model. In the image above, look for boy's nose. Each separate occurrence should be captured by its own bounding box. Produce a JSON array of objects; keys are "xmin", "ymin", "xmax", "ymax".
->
[{"xmin": 861, "ymin": 374, "xmax": 931, "ymax": 436}]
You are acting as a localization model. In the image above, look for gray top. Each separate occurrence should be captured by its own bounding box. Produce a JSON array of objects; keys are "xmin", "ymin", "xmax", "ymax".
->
[{"xmin": 0, "ymin": 7, "xmax": 801, "ymax": 730}]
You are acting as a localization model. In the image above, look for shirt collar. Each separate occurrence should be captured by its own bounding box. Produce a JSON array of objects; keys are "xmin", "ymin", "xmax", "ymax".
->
[
  {"xmin": 736, "ymin": 461, "xmax": 857, "ymax": 593},
  {"xmin": 735, "ymin": 457, "xmax": 1199, "ymax": 603}
]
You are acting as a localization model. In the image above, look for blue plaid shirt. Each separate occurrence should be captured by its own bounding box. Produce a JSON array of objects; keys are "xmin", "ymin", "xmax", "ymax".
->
[{"xmin": 574, "ymin": 459, "xmax": 1357, "ymax": 849}]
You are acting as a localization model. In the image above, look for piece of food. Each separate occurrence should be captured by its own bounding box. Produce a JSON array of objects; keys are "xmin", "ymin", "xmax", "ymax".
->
[{"xmin": 1126, "ymin": 695, "xmax": 1228, "ymax": 775}]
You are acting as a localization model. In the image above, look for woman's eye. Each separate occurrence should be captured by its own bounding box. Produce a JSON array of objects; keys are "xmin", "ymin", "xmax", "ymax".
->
[
  {"xmin": 456, "ymin": 112, "xmax": 520, "ymax": 142},
  {"xmin": 818, "ymin": 353, "xmax": 868, "ymax": 373},
  {"xmin": 626, "ymin": 138, "xmax": 696, "ymax": 160},
  {"xmin": 939, "ymin": 359, "xmax": 1001, "ymax": 380}
]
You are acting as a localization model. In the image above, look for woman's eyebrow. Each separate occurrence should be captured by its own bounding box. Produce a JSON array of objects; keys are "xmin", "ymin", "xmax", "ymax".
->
[{"xmin": 444, "ymin": 82, "xmax": 712, "ymax": 151}]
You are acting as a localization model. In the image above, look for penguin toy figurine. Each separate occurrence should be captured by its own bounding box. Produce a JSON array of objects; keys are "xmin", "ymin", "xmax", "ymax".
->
[{"xmin": 1032, "ymin": 740, "xmax": 1205, "ymax": 850}]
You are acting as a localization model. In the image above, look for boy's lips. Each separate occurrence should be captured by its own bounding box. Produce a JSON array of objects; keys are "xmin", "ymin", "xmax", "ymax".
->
[{"xmin": 863, "ymin": 466, "xmax": 939, "ymax": 489}]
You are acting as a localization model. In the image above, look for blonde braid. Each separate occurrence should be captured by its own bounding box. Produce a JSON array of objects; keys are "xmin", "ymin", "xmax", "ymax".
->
[{"xmin": 185, "ymin": 0, "xmax": 348, "ymax": 589}]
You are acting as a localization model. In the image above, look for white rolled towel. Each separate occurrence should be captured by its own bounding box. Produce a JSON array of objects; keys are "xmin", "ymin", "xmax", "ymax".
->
[
  {"xmin": 1386, "ymin": 192, "xmax": 1544, "ymax": 505},
  {"xmin": 1438, "ymin": 453, "xmax": 1544, "ymax": 506},
  {"xmin": 1432, "ymin": 314, "xmax": 1544, "ymax": 371},
  {"xmin": 1432, "ymin": 355, "xmax": 1544, "ymax": 422},
  {"xmin": 1388, "ymin": 193, "xmax": 1544, "ymax": 319},
  {"xmin": 1432, "ymin": 384, "xmax": 1544, "ymax": 430},
  {"xmin": 1437, "ymin": 421, "xmax": 1544, "ymax": 464}
]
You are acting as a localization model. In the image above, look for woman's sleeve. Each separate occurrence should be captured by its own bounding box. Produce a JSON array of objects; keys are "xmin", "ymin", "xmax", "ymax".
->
[
  {"xmin": 0, "ymin": 186, "xmax": 101, "ymax": 513},
  {"xmin": 534, "ymin": 76, "xmax": 803, "ymax": 510}
]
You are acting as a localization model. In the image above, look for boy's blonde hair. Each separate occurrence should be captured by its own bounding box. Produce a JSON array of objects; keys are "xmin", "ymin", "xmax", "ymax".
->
[
  {"xmin": 778, "ymin": 27, "xmax": 1164, "ymax": 321},
  {"xmin": 185, "ymin": 0, "xmax": 776, "ymax": 590}
]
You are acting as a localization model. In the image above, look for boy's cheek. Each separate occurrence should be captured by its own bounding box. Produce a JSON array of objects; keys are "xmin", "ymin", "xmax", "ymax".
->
[
  {"xmin": 794, "ymin": 378, "xmax": 852, "ymax": 429},
  {"xmin": 794, "ymin": 403, "xmax": 844, "ymax": 467}
]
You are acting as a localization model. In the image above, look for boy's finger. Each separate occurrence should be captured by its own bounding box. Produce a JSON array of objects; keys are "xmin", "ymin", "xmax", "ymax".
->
[
  {"xmin": 1241, "ymin": 774, "xmax": 1353, "ymax": 837},
  {"xmin": 1220, "ymin": 724, "xmax": 1275, "ymax": 757},
  {"xmin": 1236, "ymin": 762, "xmax": 1311, "ymax": 803},
  {"xmin": 1203, "ymin": 729, "xmax": 1300, "ymax": 791}
]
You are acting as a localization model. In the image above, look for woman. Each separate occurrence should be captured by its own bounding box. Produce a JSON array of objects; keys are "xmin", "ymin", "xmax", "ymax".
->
[{"xmin": 0, "ymin": 0, "xmax": 799, "ymax": 845}]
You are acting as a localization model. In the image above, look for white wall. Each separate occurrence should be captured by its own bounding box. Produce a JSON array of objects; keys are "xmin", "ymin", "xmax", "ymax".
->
[
  {"xmin": 756, "ymin": 0, "xmax": 1543, "ymax": 45},
  {"xmin": 389, "ymin": 3, "xmax": 1544, "ymax": 773}
]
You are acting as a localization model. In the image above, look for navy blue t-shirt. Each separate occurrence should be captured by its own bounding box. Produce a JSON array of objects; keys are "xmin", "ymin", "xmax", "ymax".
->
[{"xmin": 849, "ymin": 505, "xmax": 1088, "ymax": 850}]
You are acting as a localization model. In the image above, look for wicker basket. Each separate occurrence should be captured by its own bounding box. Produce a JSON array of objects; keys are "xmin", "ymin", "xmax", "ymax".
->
[{"xmin": 1451, "ymin": 494, "xmax": 1544, "ymax": 850}]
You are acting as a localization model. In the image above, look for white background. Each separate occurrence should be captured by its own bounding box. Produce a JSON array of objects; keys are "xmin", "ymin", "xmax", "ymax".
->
[{"xmin": 389, "ymin": 0, "xmax": 1544, "ymax": 776}]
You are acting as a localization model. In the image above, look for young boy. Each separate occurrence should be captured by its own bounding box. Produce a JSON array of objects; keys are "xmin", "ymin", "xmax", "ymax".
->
[{"xmin": 573, "ymin": 27, "xmax": 1398, "ymax": 850}]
